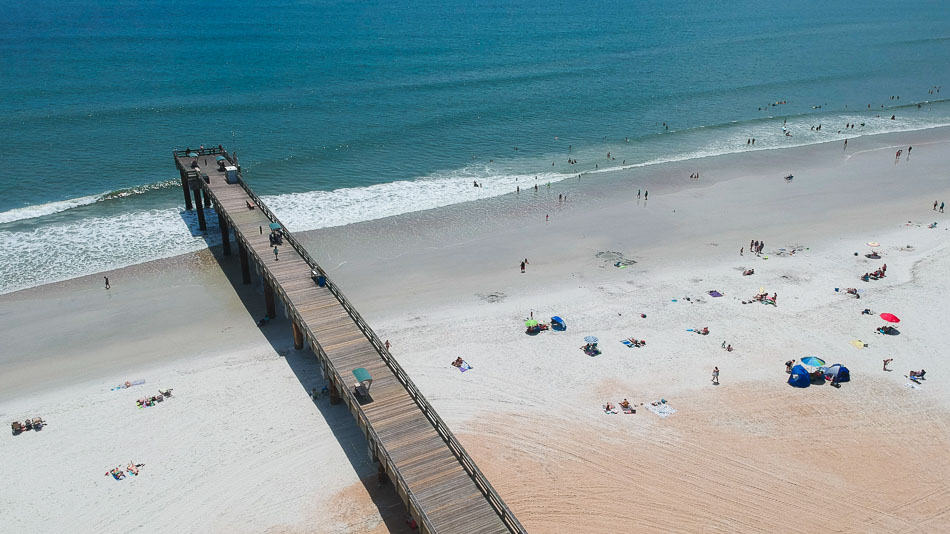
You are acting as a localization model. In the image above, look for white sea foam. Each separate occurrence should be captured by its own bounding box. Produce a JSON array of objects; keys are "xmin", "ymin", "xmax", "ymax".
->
[
  {"xmin": 0, "ymin": 194, "xmax": 104, "ymax": 224},
  {"xmin": 0, "ymin": 208, "xmax": 219, "ymax": 294},
  {"xmin": 262, "ymin": 167, "xmax": 573, "ymax": 231},
  {"xmin": 0, "ymin": 180, "xmax": 178, "ymax": 225}
]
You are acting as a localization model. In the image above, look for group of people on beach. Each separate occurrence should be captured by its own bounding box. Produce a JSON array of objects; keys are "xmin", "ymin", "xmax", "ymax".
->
[
  {"xmin": 137, "ymin": 389, "xmax": 173, "ymax": 408},
  {"xmin": 11, "ymin": 417, "xmax": 45, "ymax": 435},
  {"xmin": 604, "ymin": 398, "xmax": 639, "ymax": 414},
  {"xmin": 860, "ymin": 264, "xmax": 887, "ymax": 282},
  {"xmin": 743, "ymin": 239, "xmax": 765, "ymax": 256},
  {"xmin": 106, "ymin": 462, "xmax": 143, "ymax": 480},
  {"xmin": 933, "ymin": 200, "xmax": 945, "ymax": 213}
]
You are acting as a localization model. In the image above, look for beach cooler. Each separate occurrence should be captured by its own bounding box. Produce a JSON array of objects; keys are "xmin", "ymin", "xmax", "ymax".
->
[{"xmin": 224, "ymin": 165, "xmax": 239, "ymax": 183}]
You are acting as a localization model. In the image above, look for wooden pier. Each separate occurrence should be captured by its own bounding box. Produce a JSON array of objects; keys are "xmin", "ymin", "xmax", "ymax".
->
[{"xmin": 173, "ymin": 147, "xmax": 525, "ymax": 534}]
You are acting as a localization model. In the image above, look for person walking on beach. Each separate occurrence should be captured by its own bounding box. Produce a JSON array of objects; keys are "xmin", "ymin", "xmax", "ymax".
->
[
  {"xmin": 941, "ymin": 202, "xmax": 945, "ymax": 213},
  {"xmin": 740, "ymin": 247, "xmax": 743, "ymax": 256},
  {"xmin": 935, "ymin": 201, "xmax": 939, "ymax": 211},
  {"xmin": 883, "ymin": 358, "xmax": 893, "ymax": 371},
  {"xmin": 520, "ymin": 260, "xmax": 526, "ymax": 273},
  {"xmin": 712, "ymin": 366, "xmax": 720, "ymax": 385},
  {"xmin": 104, "ymin": 276, "xmax": 110, "ymax": 290},
  {"xmin": 637, "ymin": 189, "xmax": 641, "ymax": 199},
  {"xmin": 644, "ymin": 190, "xmax": 648, "ymax": 200},
  {"xmin": 273, "ymin": 246, "xmax": 279, "ymax": 261},
  {"xmin": 844, "ymin": 139, "xmax": 848, "ymax": 149}
]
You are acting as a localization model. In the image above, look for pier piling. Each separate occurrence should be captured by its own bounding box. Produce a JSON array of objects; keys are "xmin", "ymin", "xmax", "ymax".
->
[
  {"xmin": 238, "ymin": 242, "xmax": 250, "ymax": 284},
  {"xmin": 264, "ymin": 278, "xmax": 276, "ymax": 319},
  {"xmin": 218, "ymin": 213, "xmax": 231, "ymax": 256},
  {"xmin": 193, "ymin": 188, "xmax": 206, "ymax": 231}
]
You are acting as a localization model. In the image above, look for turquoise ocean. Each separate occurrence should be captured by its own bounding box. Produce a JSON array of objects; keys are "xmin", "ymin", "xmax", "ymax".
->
[{"xmin": 1, "ymin": 0, "xmax": 948, "ymax": 293}]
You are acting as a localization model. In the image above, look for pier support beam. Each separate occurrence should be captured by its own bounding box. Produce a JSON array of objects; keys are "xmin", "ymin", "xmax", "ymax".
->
[
  {"xmin": 193, "ymin": 189, "xmax": 206, "ymax": 231},
  {"xmin": 264, "ymin": 278, "xmax": 276, "ymax": 319},
  {"xmin": 218, "ymin": 213, "xmax": 231, "ymax": 256},
  {"xmin": 329, "ymin": 382, "xmax": 341, "ymax": 405},
  {"xmin": 238, "ymin": 242, "xmax": 250, "ymax": 284},
  {"xmin": 292, "ymin": 320, "xmax": 304, "ymax": 350},
  {"xmin": 180, "ymin": 170, "xmax": 193, "ymax": 210},
  {"xmin": 202, "ymin": 188, "xmax": 212, "ymax": 208}
]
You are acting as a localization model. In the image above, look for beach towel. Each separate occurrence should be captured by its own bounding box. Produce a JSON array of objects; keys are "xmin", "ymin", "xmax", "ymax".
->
[
  {"xmin": 849, "ymin": 340, "xmax": 866, "ymax": 349},
  {"xmin": 603, "ymin": 405, "xmax": 618, "ymax": 414},
  {"xmin": 112, "ymin": 379, "xmax": 145, "ymax": 391},
  {"xmin": 904, "ymin": 382, "xmax": 921, "ymax": 390},
  {"xmin": 621, "ymin": 339, "xmax": 633, "ymax": 347},
  {"xmin": 647, "ymin": 404, "xmax": 677, "ymax": 418},
  {"xmin": 459, "ymin": 362, "xmax": 472, "ymax": 372},
  {"xmin": 708, "ymin": 290, "xmax": 723, "ymax": 297}
]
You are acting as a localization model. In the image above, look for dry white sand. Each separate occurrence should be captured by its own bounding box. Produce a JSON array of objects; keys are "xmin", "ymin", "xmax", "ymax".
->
[{"xmin": 2, "ymin": 128, "xmax": 949, "ymax": 533}]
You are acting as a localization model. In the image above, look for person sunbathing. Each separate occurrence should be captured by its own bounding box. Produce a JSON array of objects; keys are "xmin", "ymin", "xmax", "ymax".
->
[
  {"xmin": 619, "ymin": 399, "xmax": 630, "ymax": 409},
  {"xmin": 451, "ymin": 357, "xmax": 464, "ymax": 367},
  {"xmin": 861, "ymin": 273, "xmax": 870, "ymax": 282},
  {"xmin": 701, "ymin": 327, "xmax": 709, "ymax": 335},
  {"xmin": 107, "ymin": 467, "xmax": 125, "ymax": 480},
  {"xmin": 909, "ymin": 369, "xmax": 926, "ymax": 379},
  {"xmin": 743, "ymin": 269, "xmax": 754, "ymax": 276},
  {"xmin": 127, "ymin": 462, "xmax": 140, "ymax": 476},
  {"xmin": 604, "ymin": 402, "xmax": 616, "ymax": 413},
  {"xmin": 862, "ymin": 308, "xmax": 872, "ymax": 315}
]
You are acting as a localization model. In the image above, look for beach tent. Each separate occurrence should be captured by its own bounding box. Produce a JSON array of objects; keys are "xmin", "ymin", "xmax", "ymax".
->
[
  {"xmin": 824, "ymin": 364, "xmax": 850, "ymax": 382},
  {"xmin": 551, "ymin": 316, "xmax": 566, "ymax": 331},
  {"xmin": 788, "ymin": 365, "xmax": 810, "ymax": 388}
]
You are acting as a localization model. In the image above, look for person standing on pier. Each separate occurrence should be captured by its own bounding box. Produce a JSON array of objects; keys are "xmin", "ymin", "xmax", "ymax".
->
[{"xmin": 273, "ymin": 246, "xmax": 279, "ymax": 261}]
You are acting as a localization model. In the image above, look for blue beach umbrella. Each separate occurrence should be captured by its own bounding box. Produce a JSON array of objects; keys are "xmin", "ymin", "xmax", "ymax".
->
[
  {"xmin": 215, "ymin": 155, "xmax": 227, "ymax": 161},
  {"xmin": 187, "ymin": 151, "xmax": 199, "ymax": 158},
  {"xmin": 584, "ymin": 336, "xmax": 598, "ymax": 344},
  {"xmin": 801, "ymin": 356, "xmax": 825, "ymax": 367}
]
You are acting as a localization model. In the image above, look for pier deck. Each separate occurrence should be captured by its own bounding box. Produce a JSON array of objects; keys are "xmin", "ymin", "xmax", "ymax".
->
[{"xmin": 173, "ymin": 148, "xmax": 523, "ymax": 534}]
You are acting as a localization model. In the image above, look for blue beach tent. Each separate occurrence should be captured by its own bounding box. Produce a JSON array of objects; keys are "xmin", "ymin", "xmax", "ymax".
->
[
  {"xmin": 788, "ymin": 364, "xmax": 810, "ymax": 388},
  {"xmin": 551, "ymin": 316, "xmax": 566, "ymax": 331},
  {"xmin": 826, "ymin": 364, "xmax": 850, "ymax": 382}
]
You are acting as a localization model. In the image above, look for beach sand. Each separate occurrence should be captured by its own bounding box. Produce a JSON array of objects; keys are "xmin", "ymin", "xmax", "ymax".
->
[{"xmin": 2, "ymin": 128, "xmax": 949, "ymax": 532}]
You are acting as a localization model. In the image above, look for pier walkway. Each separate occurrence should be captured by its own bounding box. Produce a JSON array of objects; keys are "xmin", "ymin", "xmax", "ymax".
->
[{"xmin": 173, "ymin": 147, "xmax": 524, "ymax": 534}]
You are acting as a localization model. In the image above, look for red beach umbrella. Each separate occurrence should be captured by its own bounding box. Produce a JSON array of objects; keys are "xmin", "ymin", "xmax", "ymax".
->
[{"xmin": 880, "ymin": 313, "xmax": 900, "ymax": 323}]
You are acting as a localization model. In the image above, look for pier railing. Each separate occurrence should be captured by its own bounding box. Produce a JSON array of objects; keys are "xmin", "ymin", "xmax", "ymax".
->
[{"xmin": 205, "ymin": 153, "xmax": 525, "ymax": 534}]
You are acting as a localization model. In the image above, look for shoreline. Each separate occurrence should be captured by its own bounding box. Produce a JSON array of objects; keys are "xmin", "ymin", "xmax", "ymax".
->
[{"xmin": 3, "ymin": 124, "xmax": 949, "ymax": 297}]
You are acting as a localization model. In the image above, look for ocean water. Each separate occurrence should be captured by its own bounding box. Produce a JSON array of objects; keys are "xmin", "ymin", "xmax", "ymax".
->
[{"xmin": 1, "ymin": 0, "xmax": 949, "ymax": 293}]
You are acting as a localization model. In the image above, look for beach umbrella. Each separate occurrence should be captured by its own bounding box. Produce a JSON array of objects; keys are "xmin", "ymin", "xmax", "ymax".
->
[
  {"xmin": 880, "ymin": 313, "xmax": 900, "ymax": 323},
  {"xmin": 584, "ymin": 336, "xmax": 599, "ymax": 344},
  {"xmin": 801, "ymin": 356, "xmax": 825, "ymax": 367},
  {"xmin": 215, "ymin": 155, "xmax": 227, "ymax": 161},
  {"xmin": 187, "ymin": 151, "xmax": 199, "ymax": 158},
  {"xmin": 525, "ymin": 320, "xmax": 538, "ymax": 327}
]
